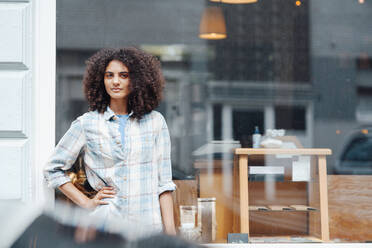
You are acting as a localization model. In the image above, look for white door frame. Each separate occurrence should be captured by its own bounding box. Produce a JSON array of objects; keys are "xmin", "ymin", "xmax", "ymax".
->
[{"xmin": 32, "ymin": 0, "xmax": 56, "ymax": 206}]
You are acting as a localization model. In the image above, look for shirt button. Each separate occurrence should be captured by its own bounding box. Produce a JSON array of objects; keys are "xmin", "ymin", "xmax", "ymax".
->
[
  {"xmin": 116, "ymin": 140, "xmax": 120, "ymax": 144},
  {"xmin": 123, "ymin": 176, "xmax": 127, "ymax": 181},
  {"xmin": 120, "ymin": 195, "xmax": 127, "ymax": 199}
]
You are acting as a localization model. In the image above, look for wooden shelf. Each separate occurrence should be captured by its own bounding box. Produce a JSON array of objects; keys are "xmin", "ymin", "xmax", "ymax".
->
[
  {"xmin": 290, "ymin": 204, "xmax": 318, "ymax": 211},
  {"xmin": 249, "ymin": 205, "xmax": 318, "ymax": 212}
]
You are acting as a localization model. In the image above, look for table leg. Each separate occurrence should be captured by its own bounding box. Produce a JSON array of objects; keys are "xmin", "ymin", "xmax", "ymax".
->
[
  {"xmin": 239, "ymin": 155, "xmax": 249, "ymax": 235},
  {"xmin": 318, "ymin": 155, "xmax": 330, "ymax": 241}
]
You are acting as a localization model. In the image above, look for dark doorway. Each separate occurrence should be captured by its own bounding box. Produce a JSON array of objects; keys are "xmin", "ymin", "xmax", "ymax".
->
[{"xmin": 233, "ymin": 110, "xmax": 264, "ymax": 148}]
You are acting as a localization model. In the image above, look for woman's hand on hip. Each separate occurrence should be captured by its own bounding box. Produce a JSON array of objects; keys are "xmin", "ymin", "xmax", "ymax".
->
[{"xmin": 83, "ymin": 186, "xmax": 116, "ymax": 210}]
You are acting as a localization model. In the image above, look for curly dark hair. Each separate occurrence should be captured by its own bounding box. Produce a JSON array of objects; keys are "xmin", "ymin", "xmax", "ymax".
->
[{"xmin": 83, "ymin": 47, "xmax": 165, "ymax": 120}]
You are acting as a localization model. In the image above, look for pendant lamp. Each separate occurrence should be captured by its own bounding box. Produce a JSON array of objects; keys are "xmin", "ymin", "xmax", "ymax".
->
[
  {"xmin": 199, "ymin": 6, "xmax": 227, "ymax": 40},
  {"xmin": 210, "ymin": 0, "xmax": 257, "ymax": 3}
]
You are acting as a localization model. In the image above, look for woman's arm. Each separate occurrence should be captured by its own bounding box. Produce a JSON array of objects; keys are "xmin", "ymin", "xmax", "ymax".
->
[
  {"xmin": 156, "ymin": 113, "xmax": 177, "ymax": 235},
  {"xmin": 59, "ymin": 182, "xmax": 115, "ymax": 209},
  {"xmin": 159, "ymin": 191, "xmax": 176, "ymax": 235},
  {"xmin": 44, "ymin": 118, "xmax": 116, "ymax": 209},
  {"xmin": 44, "ymin": 119, "xmax": 85, "ymax": 188}
]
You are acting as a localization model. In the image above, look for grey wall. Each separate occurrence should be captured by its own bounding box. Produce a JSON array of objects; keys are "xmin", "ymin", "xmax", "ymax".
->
[
  {"xmin": 310, "ymin": 0, "xmax": 372, "ymax": 58},
  {"xmin": 57, "ymin": 0, "xmax": 206, "ymax": 49}
]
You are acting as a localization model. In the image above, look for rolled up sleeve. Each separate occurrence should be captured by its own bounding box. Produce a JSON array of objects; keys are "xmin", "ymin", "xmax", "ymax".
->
[
  {"xmin": 157, "ymin": 114, "xmax": 176, "ymax": 195},
  {"xmin": 43, "ymin": 119, "xmax": 86, "ymax": 188}
]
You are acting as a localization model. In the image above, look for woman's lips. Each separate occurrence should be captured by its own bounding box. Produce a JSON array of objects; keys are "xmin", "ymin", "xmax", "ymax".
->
[{"xmin": 112, "ymin": 88, "xmax": 122, "ymax": 92}]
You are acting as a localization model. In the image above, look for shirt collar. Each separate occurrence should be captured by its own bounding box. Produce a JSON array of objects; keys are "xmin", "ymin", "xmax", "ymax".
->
[{"xmin": 103, "ymin": 106, "xmax": 133, "ymax": 121}]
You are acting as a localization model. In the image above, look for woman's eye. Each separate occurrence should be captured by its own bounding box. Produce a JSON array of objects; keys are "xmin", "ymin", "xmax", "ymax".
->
[
  {"xmin": 105, "ymin": 74, "xmax": 113, "ymax": 78},
  {"xmin": 120, "ymin": 73, "xmax": 129, "ymax": 79}
]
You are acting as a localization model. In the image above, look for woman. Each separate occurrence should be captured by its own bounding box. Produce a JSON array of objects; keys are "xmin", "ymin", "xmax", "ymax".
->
[{"xmin": 44, "ymin": 47, "xmax": 176, "ymax": 236}]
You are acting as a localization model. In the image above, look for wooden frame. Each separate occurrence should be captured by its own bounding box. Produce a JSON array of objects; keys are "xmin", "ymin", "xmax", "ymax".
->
[{"xmin": 233, "ymin": 148, "xmax": 331, "ymax": 242}]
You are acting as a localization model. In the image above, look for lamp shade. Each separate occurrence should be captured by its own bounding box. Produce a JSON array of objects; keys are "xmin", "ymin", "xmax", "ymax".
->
[
  {"xmin": 199, "ymin": 6, "xmax": 227, "ymax": 40},
  {"xmin": 210, "ymin": 0, "xmax": 257, "ymax": 3}
]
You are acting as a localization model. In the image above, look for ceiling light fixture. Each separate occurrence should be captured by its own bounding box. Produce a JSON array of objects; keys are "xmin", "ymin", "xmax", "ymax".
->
[
  {"xmin": 210, "ymin": 0, "xmax": 257, "ymax": 4},
  {"xmin": 199, "ymin": 6, "xmax": 227, "ymax": 40}
]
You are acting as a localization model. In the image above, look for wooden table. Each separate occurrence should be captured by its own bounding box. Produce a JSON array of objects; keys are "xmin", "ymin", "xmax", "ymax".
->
[{"xmin": 233, "ymin": 148, "xmax": 332, "ymax": 242}]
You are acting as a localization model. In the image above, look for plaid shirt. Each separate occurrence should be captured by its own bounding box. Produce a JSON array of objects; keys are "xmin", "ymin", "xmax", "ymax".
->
[{"xmin": 44, "ymin": 107, "xmax": 176, "ymax": 232}]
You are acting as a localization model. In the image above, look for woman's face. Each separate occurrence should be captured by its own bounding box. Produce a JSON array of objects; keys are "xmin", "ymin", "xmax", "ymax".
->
[{"xmin": 104, "ymin": 60, "xmax": 130, "ymax": 100}]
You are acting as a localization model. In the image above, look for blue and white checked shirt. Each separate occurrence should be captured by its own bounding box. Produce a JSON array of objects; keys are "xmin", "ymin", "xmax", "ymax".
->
[{"xmin": 44, "ymin": 106, "xmax": 176, "ymax": 233}]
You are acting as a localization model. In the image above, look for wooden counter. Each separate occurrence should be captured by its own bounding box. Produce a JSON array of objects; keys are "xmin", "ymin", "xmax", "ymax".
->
[{"xmin": 175, "ymin": 174, "xmax": 372, "ymax": 242}]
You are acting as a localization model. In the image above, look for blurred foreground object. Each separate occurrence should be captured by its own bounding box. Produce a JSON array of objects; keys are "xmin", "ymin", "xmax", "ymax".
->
[
  {"xmin": 12, "ymin": 214, "xmax": 125, "ymax": 248},
  {"xmin": 1, "ymin": 201, "xmax": 202, "ymax": 248}
]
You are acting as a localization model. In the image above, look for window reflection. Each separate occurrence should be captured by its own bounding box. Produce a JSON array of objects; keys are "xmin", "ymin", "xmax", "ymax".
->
[{"xmin": 55, "ymin": 0, "xmax": 372, "ymax": 243}]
